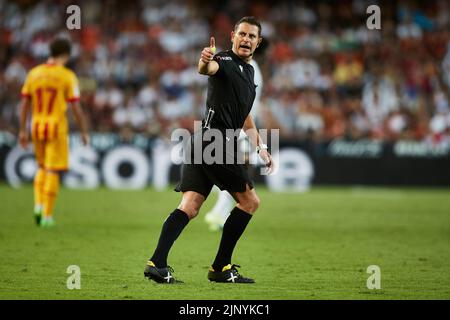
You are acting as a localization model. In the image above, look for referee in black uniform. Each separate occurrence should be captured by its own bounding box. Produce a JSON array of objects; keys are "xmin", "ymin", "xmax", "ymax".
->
[{"xmin": 144, "ymin": 16, "xmax": 273, "ymax": 284}]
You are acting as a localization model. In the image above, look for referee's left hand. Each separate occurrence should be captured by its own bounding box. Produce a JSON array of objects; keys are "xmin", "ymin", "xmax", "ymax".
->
[{"xmin": 259, "ymin": 149, "xmax": 274, "ymax": 175}]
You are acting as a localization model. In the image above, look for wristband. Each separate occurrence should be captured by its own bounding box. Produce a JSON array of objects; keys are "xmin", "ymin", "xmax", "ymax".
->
[{"xmin": 256, "ymin": 143, "xmax": 268, "ymax": 154}]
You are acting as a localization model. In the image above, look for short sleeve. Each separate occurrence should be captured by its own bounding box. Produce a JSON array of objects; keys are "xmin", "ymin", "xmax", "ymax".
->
[
  {"xmin": 66, "ymin": 72, "xmax": 80, "ymax": 102},
  {"xmin": 212, "ymin": 54, "xmax": 227, "ymax": 77},
  {"xmin": 20, "ymin": 73, "xmax": 32, "ymax": 99}
]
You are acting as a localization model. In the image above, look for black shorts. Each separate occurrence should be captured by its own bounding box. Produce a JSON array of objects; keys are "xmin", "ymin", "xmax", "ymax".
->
[{"xmin": 175, "ymin": 163, "xmax": 254, "ymax": 198}]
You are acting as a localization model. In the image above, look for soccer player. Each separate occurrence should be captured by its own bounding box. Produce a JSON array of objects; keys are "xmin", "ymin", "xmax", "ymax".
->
[
  {"xmin": 18, "ymin": 38, "xmax": 89, "ymax": 227},
  {"xmin": 144, "ymin": 17, "xmax": 273, "ymax": 284},
  {"xmin": 204, "ymin": 57, "xmax": 263, "ymax": 231}
]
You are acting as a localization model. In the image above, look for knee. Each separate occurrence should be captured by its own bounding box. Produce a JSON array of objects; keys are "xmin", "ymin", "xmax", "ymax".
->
[
  {"xmin": 178, "ymin": 199, "xmax": 203, "ymax": 220},
  {"xmin": 177, "ymin": 191, "xmax": 206, "ymax": 219},
  {"xmin": 240, "ymin": 195, "xmax": 260, "ymax": 214}
]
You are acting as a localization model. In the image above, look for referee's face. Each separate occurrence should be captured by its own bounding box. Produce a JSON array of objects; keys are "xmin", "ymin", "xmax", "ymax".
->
[{"xmin": 231, "ymin": 23, "xmax": 262, "ymax": 62}]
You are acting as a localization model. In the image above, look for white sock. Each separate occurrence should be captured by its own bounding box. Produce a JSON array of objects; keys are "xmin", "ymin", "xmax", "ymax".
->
[
  {"xmin": 34, "ymin": 204, "xmax": 43, "ymax": 214},
  {"xmin": 211, "ymin": 191, "xmax": 234, "ymax": 221}
]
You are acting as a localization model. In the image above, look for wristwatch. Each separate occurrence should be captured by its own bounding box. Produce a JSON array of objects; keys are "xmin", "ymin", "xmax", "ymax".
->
[{"xmin": 256, "ymin": 143, "xmax": 268, "ymax": 154}]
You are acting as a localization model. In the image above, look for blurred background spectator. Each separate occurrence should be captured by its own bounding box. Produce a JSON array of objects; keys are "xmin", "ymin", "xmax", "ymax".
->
[{"xmin": 0, "ymin": 0, "xmax": 449, "ymax": 145}]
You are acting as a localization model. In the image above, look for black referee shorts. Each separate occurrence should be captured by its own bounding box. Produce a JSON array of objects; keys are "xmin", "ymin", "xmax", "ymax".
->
[{"xmin": 174, "ymin": 163, "xmax": 254, "ymax": 199}]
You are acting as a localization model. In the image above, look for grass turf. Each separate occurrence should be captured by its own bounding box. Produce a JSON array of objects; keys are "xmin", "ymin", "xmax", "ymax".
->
[{"xmin": 0, "ymin": 184, "xmax": 449, "ymax": 300}]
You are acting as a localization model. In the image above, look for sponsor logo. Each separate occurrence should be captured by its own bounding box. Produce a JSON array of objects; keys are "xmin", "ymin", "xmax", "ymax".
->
[{"xmin": 216, "ymin": 56, "xmax": 232, "ymax": 61}]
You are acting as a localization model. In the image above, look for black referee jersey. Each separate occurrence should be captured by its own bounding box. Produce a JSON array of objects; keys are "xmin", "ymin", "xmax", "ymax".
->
[{"xmin": 175, "ymin": 50, "xmax": 258, "ymax": 197}]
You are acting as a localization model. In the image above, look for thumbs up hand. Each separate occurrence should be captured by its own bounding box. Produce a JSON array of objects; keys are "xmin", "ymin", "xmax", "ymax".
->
[
  {"xmin": 200, "ymin": 36, "xmax": 216, "ymax": 64},
  {"xmin": 210, "ymin": 37, "xmax": 216, "ymax": 54}
]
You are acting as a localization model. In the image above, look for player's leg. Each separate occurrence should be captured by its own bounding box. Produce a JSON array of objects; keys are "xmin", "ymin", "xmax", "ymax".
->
[
  {"xmin": 145, "ymin": 164, "xmax": 213, "ymax": 284},
  {"xmin": 145, "ymin": 191, "xmax": 206, "ymax": 284},
  {"xmin": 208, "ymin": 184, "xmax": 259, "ymax": 283},
  {"xmin": 204, "ymin": 188, "xmax": 235, "ymax": 231},
  {"xmin": 40, "ymin": 137, "xmax": 68, "ymax": 227},
  {"xmin": 32, "ymin": 141, "xmax": 45, "ymax": 225},
  {"xmin": 150, "ymin": 190, "xmax": 205, "ymax": 266},
  {"xmin": 41, "ymin": 169, "xmax": 60, "ymax": 227}
]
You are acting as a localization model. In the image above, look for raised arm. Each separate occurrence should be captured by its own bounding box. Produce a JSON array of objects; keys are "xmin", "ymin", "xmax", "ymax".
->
[{"xmin": 198, "ymin": 36, "xmax": 219, "ymax": 76}]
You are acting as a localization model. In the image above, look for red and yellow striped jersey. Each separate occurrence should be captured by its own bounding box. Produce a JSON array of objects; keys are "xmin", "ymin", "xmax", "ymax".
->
[{"xmin": 21, "ymin": 63, "xmax": 80, "ymax": 141}]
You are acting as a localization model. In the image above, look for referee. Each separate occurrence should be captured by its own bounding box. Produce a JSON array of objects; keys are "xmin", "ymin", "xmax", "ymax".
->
[{"xmin": 144, "ymin": 16, "xmax": 273, "ymax": 284}]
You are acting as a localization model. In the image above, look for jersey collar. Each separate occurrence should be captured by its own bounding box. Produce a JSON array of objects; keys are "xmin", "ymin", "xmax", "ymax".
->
[{"xmin": 229, "ymin": 50, "xmax": 250, "ymax": 66}]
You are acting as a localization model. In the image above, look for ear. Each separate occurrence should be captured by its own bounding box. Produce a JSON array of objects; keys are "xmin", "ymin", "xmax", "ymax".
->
[
  {"xmin": 231, "ymin": 31, "xmax": 235, "ymax": 43},
  {"xmin": 63, "ymin": 54, "xmax": 70, "ymax": 64},
  {"xmin": 256, "ymin": 37, "xmax": 263, "ymax": 48}
]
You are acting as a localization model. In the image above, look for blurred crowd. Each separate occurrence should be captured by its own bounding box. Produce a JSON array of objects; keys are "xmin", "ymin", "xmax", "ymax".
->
[{"xmin": 0, "ymin": 0, "xmax": 449, "ymax": 145}]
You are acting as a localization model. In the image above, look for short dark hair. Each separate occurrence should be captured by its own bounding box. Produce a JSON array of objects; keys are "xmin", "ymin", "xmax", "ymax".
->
[
  {"xmin": 234, "ymin": 16, "xmax": 262, "ymax": 37},
  {"xmin": 49, "ymin": 38, "xmax": 71, "ymax": 58}
]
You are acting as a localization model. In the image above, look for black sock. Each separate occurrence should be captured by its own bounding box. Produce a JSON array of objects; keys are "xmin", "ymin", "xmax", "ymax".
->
[
  {"xmin": 150, "ymin": 209, "xmax": 190, "ymax": 268},
  {"xmin": 212, "ymin": 207, "xmax": 252, "ymax": 272}
]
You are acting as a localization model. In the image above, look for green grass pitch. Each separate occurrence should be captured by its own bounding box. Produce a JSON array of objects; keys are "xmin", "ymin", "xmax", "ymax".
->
[{"xmin": 0, "ymin": 184, "xmax": 449, "ymax": 300}]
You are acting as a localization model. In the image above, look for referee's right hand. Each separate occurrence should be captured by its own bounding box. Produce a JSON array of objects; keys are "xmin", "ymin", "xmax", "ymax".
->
[{"xmin": 200, "ymin": 37, "xmax": 216, "ymax": 64}]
